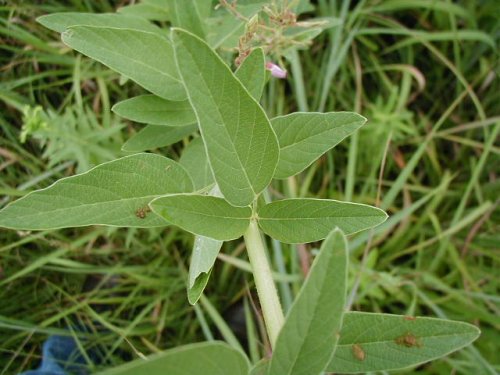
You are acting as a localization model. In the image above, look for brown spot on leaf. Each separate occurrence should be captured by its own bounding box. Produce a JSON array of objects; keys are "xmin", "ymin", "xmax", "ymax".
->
[
  {"xmin": 395, "ymin": 333, "xmax": 422, "ymax": 348},
  {"xmin": 352, "ymin": 344, "xmax": 366, "ymax": 361},
  {"xmin": 404, "ymin": 316, "xmax": 416, "ymax": 321},
  {"xmin": 135, "ymin": 206, "xmax": 151, "ymax": 219}
]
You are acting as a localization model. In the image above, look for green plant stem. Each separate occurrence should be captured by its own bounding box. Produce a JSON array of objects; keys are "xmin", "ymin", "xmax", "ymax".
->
[{"xmin": 244, "ymin": 219, "xmax": 285, "ymax": 348}]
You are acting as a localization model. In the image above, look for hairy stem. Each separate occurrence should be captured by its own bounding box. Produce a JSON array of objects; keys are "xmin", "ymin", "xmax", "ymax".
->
[{"xmin": 244, "ymin": 219, "xmax": 285, "ymax": 348}]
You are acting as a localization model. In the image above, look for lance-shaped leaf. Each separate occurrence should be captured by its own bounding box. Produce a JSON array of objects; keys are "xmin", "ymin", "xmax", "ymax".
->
[
  {"xmin": 119, "ymin": 38, "xmax": 266, "ymax": 153},
  {"xmin": 235, "ymin": 48, "xmax": 266, "ymax": 101},
  {"xmin": 183, "ymin": 52, "xmax": 263, "ymax": 303},
  {"xmin": 117, "ymin": 1, "xmax": 170, "ymax": 22},
  {"xmin": 37, "ymin": 12, "xmax": 162, "ymax": 34},
  {"xmin": 172, "ymin": 29, "xmax": 279, "ymax": 207},
  {"xmin": 150, "ymin": 194, "xmax": 252, "ymax": 240},
  {"xmin": 168, "ymin": 0, "xmax": 208, "ymax": 39},
  {"xmin": 269, "ymin": 229, "xmax": 347, "ymax": 375},
  {"xmin": 62, "ymin": 26, "xmax": 186, "ymax": 101},
  {"xmin": 119, "ymin": 44, "xmax": 267, "ymax": 151},
  {"xmin": 258, "ymin": 199, "xmax": 387, "ymax": 243},
  {"xmin": 186, "ymin": 186, "xmax": 223, "ymax": 305},
  {"xmin": 188, "ymin": 234, "xmax": 222, "ymax": 305},
  {"xmin": 179, "ymin": 137, "xmax": 214, "ymax": 191},
  {"xmin": 182, "ymin": 48, "xmax": 266, "ymax": 303},
  {"xmin": 327, "ymin": 312, "xmax": 480, "ymax": 373},
  {"xmin": 98, "ymin": 341, "xmax": 249, "ymax": 375},
  {"xmin": 122, "ymin": 124, "xmax": 197, "ymax": 152},
  {"xmin": 0, "ymin": 154, "xmax": 193, "ymax": 230},
  {"xmin": 271, "ymin": 112, "xmax": 366, "ymax": 179},
  {"xmin": 112, "ymin": 95, "xmax": 196, "ymax": 126}
]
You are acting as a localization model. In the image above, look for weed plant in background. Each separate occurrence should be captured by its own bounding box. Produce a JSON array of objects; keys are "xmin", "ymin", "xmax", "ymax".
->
[{"xmin": 0, "ymin": 1, "xmax": 497, "ymax": 374}]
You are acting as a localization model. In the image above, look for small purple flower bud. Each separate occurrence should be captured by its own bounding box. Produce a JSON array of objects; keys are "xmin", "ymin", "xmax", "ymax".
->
[{"xmin": 266, "ymin": 62, "xmax": 287, "ymax": 79}]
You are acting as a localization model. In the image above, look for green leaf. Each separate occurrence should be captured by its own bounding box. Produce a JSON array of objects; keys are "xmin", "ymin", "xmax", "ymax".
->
[
  {"xmin": 249, "ymin": 360, "xmax": 270, "ymax": 375},
  {"xmin": 118, "ymin": 43, "xmax": 265, "ymax": 153},
  {"xmin": 117, "ymin": 1, "xmax": 170, "ymax": 22},
  {"xmin": 258, "ymin": 199, "xmax": 387, "ymax": 243},
  {"xmin": 97, "ymin": 341, "xmax": 249, "ymax": 375},
  {"xmin": 327, "ymin": 312, "xmax": 481, "ymax": 373},
  {"xmin": 62, "ymin": 26, "xmax": 186, "ymax": 101},
  {"xmin": 168, "ymin": 0, "xmax": 207, "ymax": 39},
  {"xmin": 235, "ymin": 48, "xmax": 266, "ymax": 101},
  {"xmin": 291, "ymin": 0, "xmax": 315, "ymax": 14},
  {"xmin": 271, "ymin": 112, "xmax": 366, "ymax": 179},
  {"xmin": 268, "ymin": 229, "xmax": 347, "ymax": 375},
  {"xmin": 188, "ymin": 235, "xmax": 222, "ymax": 305},
  {"xmin": 0, "ymin": 154, "xmax": 193, "ymax": 230},
  {"xmin": 112, "ymin": 95, "xmax": 196, "ymax": 126},
  {"xmin": 172, "ymin": 29, "xmax": 279, "ymax": 207},
  {"xmin": 179, "ymin": 137, "xmax": 214, "ymax": 190},
  {"xmin": 37, "ymin": 12, "xmax": 162, "ymax": 34},
  {"xmin": 206, "ymin": 2, "xmax": 265, "ymax": 49},
  {"xmin": 150, "ymin": 194, "xmax": 252, "ymax": 240},
  {"xmin": 187, "ymin": 186, "xmax": 223, "ymax": 305},
  {"xmin": 122, "ymin": 124, "xmax": 197, "ymax": 152},
  {"xmin": 281, "ymin": 18, "xmax": 341, "ymax": 55}
]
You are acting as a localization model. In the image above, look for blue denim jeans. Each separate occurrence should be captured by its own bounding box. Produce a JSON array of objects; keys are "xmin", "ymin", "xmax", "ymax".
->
[{"xmin": 20, "ymin": 335, "xmax": 88, "ymax": 375}]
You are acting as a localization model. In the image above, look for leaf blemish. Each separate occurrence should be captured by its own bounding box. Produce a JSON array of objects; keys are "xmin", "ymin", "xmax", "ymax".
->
[
  {"xmin": 404, "ymin": 315, "xmax": 416, "ymax": 321},
  {"xmin": 135, "ymin": 206, "xmax": 151, "ymax": 219},
  {"xmin": 395, "ymin": 332, "xmax": 422, "ymax": 348},
  {"xmin": 352, "ymin": 344, "xmax": 366, "ymax": 361}
]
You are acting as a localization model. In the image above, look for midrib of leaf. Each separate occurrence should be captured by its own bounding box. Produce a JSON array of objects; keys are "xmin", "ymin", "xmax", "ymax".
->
[
  {"xmin": 278, "ymin": 117, "xmax": 364, "ymax": 151},
  {"xmin": 252, "ymin": 117, "xmax": 274, "ymax": 188},
  {"xmin": 10, "ymin": 193, "xmax": 161, "ymax": 220},
  {"xmin": 67, "ymin": 27, "xmax": 181, "ymax": 83},
  {"xmin": 178, "ymin": 37, "xmax": 259, "ymax": 197},
  {"xmin": 260, "ymin": 199, "xmax": 386, "ymax": 215},
  {"xmin": 259, "ymin": 216, "xmax": 383, "ymax": 221},
  {"xmin": 3, "ymin": 155, "xmax": 192, "ymax": 221},
  {"xmin": 131, "ymin": 109, "xmax": 189, "ymax": 114},
  {"xmin": 284, "ymin": 285, "xmax": 340, "ymax": 375},
  {"xmin": 259, "ymin": 204, "xmax": 385, "ymax": 220},
  {"xmin": 339, "ymin": 330, "xmax": 476, "ymax": 346},
  {"xmin": 163, "ymin": 207, "xmax": 250, "ymax": 221},
  {"xmin": 336, "ymin": 332, "xmax": 475, "ymax": 347}
]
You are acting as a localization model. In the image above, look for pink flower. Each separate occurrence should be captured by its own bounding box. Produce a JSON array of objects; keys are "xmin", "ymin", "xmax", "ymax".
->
[{"xmin": 266, "ymin": 62, "xmax": 287, "ymax": 79}]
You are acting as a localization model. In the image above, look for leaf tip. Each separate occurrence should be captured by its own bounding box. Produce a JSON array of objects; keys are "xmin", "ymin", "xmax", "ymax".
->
[
  {"xmin": 377, "ymin": 207, "xmax": 389, "ymax": 222},
  {"xmin": 328, "ymin": 226, "xmax": 347, "ymax": 243},
  {"xmin": 35, "ymin": 15, "xmax": 48, "ymax": 27},
  {"xmin": 468, "ymin": 324, "xmax": 481, "ymax": 340}
]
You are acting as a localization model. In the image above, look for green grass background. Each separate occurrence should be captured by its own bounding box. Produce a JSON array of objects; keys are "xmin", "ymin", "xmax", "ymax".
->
[{"xmin": 0, "ymin": 0, "xmax": 498, "ymax": 374}]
